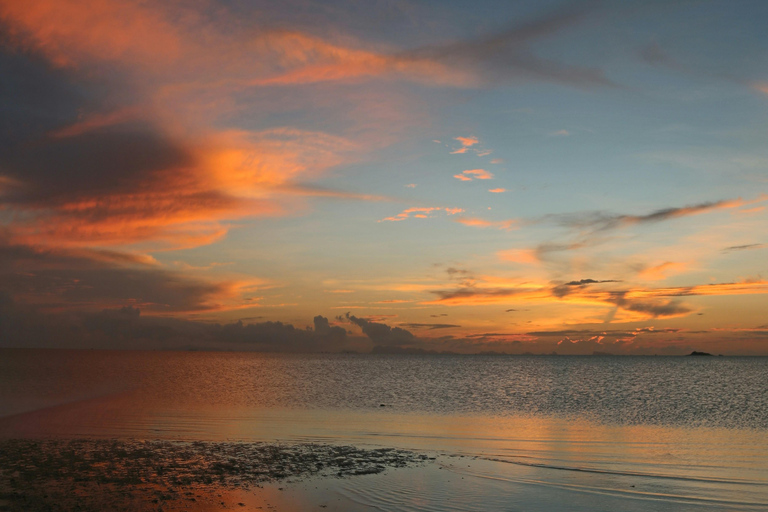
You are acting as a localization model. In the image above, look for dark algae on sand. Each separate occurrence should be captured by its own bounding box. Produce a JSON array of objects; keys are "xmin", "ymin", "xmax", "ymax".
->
[{"xmin": 0, "ymin": 439, "xmax": 428, "ymax": 511}]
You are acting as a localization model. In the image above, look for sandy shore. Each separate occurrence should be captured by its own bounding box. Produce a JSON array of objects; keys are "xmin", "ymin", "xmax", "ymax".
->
[{"xmin": 0, "ymin": 439, "xmax": 431, "ymax": 511}]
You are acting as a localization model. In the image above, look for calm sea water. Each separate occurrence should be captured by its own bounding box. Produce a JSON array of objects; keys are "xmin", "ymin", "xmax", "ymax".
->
[{"xmin": 1, "ymin": 350, "xmax": 767, "ymax": 511}]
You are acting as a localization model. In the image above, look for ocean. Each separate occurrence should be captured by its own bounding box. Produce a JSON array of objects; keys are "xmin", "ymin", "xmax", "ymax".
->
[{"xmin": 1, "ymin": 350, "xmax": 767, "ymax": 511}]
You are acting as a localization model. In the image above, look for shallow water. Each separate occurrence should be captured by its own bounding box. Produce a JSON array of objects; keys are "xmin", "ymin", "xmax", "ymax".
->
[{"xmin": 1, "ymin": 349, "xmax": 767, "ymax": 511}]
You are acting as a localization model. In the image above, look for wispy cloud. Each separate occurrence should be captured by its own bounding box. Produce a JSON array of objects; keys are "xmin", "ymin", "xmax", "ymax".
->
[
  {"xmin": 488, "ymin": 188, "xmax": 507, "ymax": 193},
  {"xmin": 399, "ymin": 323, "xmax": 461, "ymax": 330},
  {"xmin": 449, "ymin": 136, "xmax": 493, "ymax": 156},
  {"xmin": 637, "ymin": 261, "xmax": 688, "ymax": 281},
  {"xmin": 0, "ymin": 241, "xmax": 266, "ymax": 314},
  {"xmin": 510, "ymin": 196, "xmax": 768, "ymax": 263},
  {"xmin": 723, "ymin": 243, "xmax": 765, "ymax": 252},
  {"xmin": 379, "ymin": 207, "xmax": 464, "ymax": 222},
  {"xmin": 454, "ymin": 217, "xmax": 517, "ymax": 231},
  {"xmin": 454, "ymin": 169, "xmax": 494, "ymax": 181},
  {"xmin": 427, "ymin": 274, "xmax": 768, "ymax": 322}
]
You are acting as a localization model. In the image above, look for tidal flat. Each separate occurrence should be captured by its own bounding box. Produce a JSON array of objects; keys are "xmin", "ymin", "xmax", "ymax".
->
[
  {"xmin": 0, "ymin": 439, "xmax": 429, "ymax": 511},
  {"xmin": 2, "ymin": 352, "xmax": 768, "ymax": 511}
]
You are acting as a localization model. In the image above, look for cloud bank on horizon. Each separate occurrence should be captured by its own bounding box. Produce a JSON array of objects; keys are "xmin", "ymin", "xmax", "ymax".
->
[{"xmin": 1, "ymin": 0, "xmax": 768, "ymax": 354}]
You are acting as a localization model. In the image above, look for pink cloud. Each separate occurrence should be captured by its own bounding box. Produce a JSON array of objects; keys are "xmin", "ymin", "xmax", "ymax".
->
[
  {"xmin": 380, "ymin": 207, "xmax": 464, "ymax": 222},
  {"xmin": 455, "ymin": 169, "xmax": 494, "ymax": 181},
  {"xmin": 455, "ymin": 136, "xmax": 479, "ymax": 147}
]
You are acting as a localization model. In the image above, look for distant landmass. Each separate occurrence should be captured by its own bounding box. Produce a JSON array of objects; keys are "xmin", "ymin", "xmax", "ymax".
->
[{"xmin": 688, "ymin": 351, "xmax": 713, "ymax": 356}]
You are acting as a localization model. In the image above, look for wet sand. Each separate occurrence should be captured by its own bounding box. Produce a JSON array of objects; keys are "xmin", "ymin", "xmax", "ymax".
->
[{"xmin": 0, "ymin": 439, "xmax": 430, "ymax": 511}]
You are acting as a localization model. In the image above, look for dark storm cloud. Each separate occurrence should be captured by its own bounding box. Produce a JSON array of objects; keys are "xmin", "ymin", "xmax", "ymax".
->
[
  {"xmin": 1, "ymin": 121, "xmax": 194, "ymax": 204},
  {"xmin": 0, "ymin": 44, "xmax": 86, "ymax": 147},
  {"xmin": 346, "ymin": 313, "xmax": 416, "ymax": 346}
]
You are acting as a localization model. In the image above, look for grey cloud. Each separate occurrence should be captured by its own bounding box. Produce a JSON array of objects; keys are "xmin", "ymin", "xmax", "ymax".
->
[
  {"xmin": 622, "ymin": 300, "xmax": 691, "ymax": 318},
  {"xmin": 552, "ymin": 200, "xmax": 736, "ymax": 232},
  {"xmin": 564, "ymin": 278, "xmax": 620, "ymax": 286},
  {"xmin": 0, "ymin": 295, "xmax": 353, "ymax": 351},
  {"xmin": 723, "ymin": 243, "xmax": 765, "ymax": 252},
  {"xmin": 0, "ymin": 242, "xmax": 232, "ymax": 312},
  {"xmin": 214, "ymin": 315, "xmax": 348, "ymax": 352},
  {"xmin": 431, "ymin": 287, "xmax": 523, "ymax": 302},
  {"xmin": 403, "ymin": 0, "xmax": 614, "ymax": 88},
  {"xmin": 552, "ymin": 278, "xmax": 621, "ymax": 297},
  {"xmin": 0, "ymin": 45, "xmax": 86, "ymax": 148},
  {"xmin": 2, "ymin": 120, "xmax": 194, "ymax": 205},
  {"xmin": 399, "ymin": 323, "xmax": 460, "ymax": 330},
  {"xmin": 606, "ymin": 290, "xmax": 691, "ymax": 318},
  {"xmin": 346, "ymin": 313, "xmax": 416, "ymax": 347},
  {"xmin": 431, "ymin": 281, "xmax": 693, "ymax": 319},
  {"xmin": 528, "ymin": 199, "xmax": 741, "ymax": 259}
]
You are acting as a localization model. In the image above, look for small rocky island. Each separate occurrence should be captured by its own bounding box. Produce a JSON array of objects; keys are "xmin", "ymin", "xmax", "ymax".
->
[{"xmin": 687, "ymin": 351, "xmax": 713, "ymax": 356}]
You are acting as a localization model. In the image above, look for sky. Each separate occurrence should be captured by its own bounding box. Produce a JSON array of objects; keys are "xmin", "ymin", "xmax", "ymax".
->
[{"xmin": 1, "ymin": 0, "xmax": 768, "ymax": 354}]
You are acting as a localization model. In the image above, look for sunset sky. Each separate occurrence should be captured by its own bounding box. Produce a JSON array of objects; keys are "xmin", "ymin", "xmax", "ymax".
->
[{"xmin": 1, "ymin": 0, "xmax": 768, "ymax": 354}]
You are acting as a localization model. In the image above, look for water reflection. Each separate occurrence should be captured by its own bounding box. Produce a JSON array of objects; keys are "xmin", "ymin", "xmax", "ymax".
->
[{"xmin": 1, "ymin": 349, "xmax": 767, "ymax": 511}]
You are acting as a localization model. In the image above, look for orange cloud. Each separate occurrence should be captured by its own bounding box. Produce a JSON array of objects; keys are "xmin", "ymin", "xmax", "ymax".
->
[
  {"xmin": 425, "ymin": 276, "xmax": 768, "ymax": 322},
  {"xmin": 498, "ymin": 249, "xmax": 539, "ymax": 264},
  {"xmin": 454, "ymin": 136, "xmax": 479, "ymax": 147},
  {"xmin": 638, "ymin": 261, "xmax": 688, "ymax": 281},
  {"xmin": 6, "ymin": 126, "xmax": 360, "ymax": 250},
  {"xmin": 0, "ymin": 0, "xmax": 183, "ymax": 68},
  {"xmin": 488, "ymin": 188, "xmax": 507, "ymax": 193},
  {"xmin": 454, "ymin": 217, "xmax": 517, "ymax": 231}
]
